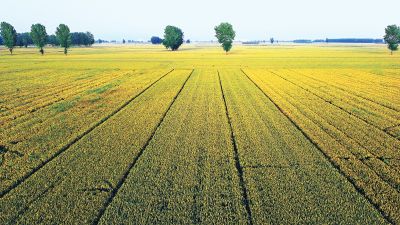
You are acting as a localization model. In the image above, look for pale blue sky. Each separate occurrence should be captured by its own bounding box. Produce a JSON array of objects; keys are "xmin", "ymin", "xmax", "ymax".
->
[{"xmin": 1, "ymin": 0, "xmax": 398, "ymax": 41}]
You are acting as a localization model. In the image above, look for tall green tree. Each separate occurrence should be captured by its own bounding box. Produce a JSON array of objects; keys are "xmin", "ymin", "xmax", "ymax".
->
[
  {"xmin": 56, "ymin": 24, "xmax": 71, "ymax": 55},
  {"xmin": 30, "ymin": 23, "xmax": 47, "ymax": 55},
  {"xmin": 162, "ymin": 25, "xmax": 184, "ymax": 51},
  {"xmin": 384, "ymin": 24, "xmax": 400, "ymax": 55},
  {"xmin": 214, "ymin": 22, "xmax": 236, "ymax": 54},
  {"xmin": 0, "ymin": 22, "xmax": 17, "ymax": 54}
]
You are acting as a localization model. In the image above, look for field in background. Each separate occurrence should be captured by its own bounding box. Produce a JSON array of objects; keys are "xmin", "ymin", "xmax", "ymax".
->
[{"xmin": 0, "ymin": 45, "xmax": 399, "ymax": 224}]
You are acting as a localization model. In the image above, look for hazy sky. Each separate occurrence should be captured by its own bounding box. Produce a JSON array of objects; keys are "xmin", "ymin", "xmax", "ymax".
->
[{"xmin": 1, "ymin": 0, "xmax": 399, "ymax": 41}]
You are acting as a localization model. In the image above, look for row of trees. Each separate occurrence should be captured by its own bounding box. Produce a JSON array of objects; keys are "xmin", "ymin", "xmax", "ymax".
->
[
  {"xmin": 0, "ymin": 22, "xmax": 94, "ymax": 55},
  {"xmin": 159, "ymin": 23, "xmax": 398, "ymax": 54},
  {"xmin": 2, "ymin": 22, "xmax": 398, "ymax": 55}
]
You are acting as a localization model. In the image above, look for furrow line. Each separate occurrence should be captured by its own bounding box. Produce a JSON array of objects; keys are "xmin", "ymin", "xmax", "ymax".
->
[
  {"xmin": 218, "ymin": 71, "xmax": 254, "ymax": 225},
  {"xmin": 92, "ymin": 69, "xmax": 194, "ymax": 225}
]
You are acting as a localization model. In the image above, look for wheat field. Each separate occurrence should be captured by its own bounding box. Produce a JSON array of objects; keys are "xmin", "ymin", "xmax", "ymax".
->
[{"xmin": 0, "ymin": 44, "xmax": 399, "ymax": 224}]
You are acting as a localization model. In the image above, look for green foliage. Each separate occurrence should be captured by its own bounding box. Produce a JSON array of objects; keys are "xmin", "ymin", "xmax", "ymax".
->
[
  {"xmin": 384, "ymin": 24, "xmax": 400, "ymax": 54},
  {"xmin": 86, "ymin": 83, "xmax": 114, "ymax": 94},
  {"xmin": 0, "ymin": 22, "xmax": 17, "ymax": 54},
  {"xmin": 51, "ymin": 101, "xmax": 76, "ymax": 112},
  {"xmin": 150, "ymin": 36, "xmax": 163, "ymax": 44},
  {"xmin": 47, "ymin": 34, "xmax": 59, "ymax": 46},
  {"xmin": 16, "ymin": 33, "xmax": 33, "ymax": 48},
  {"xmin": 56, "ymin": 24, "xmax": 71, "ymax": 55},
  {"xmin": 30, "ymin": 23, "xmax": 47, "ymax": 55},
  {"xmin": 215, "ymin": 22, "xmax": 236, "ymax": 54},
  {"xmin": 162, "ymin": 25, "xmax": 184, "ymax": 51}
]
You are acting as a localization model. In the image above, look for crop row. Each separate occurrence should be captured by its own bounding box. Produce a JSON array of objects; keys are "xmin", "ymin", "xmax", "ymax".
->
[
  {"xmin": 218, "ymin": 69, "xmax": 385, "ymax": 224},
  {"xmin": 0, "ymin": 69, "xmax": 192, "ymax": 224},
  {"xmin": 271, "ymin": 69, "xmax": 399, "ymax": 133},
  {"xmin": 290, "ymin": 68, "xmax": 400, "ymax": 112},
  {"xmin": 97, "ymin": 69, "xmax": 248, "ymax": 224},
  {"xmin": 0, "ymin": 68, "xmax": 172, "ymax": 194},
  {"xmin": 243, "ymin": 68, "xmax": 400, "ymax": 223}
]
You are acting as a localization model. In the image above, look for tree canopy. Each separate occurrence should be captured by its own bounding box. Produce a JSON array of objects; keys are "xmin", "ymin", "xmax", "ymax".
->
[
  {"xmin": 150, "ymin": 36, "xmax": 163, "ymax": 44},
  {"xmin": 30, "ymin": 23, "xmax": 47, "ymax": 55},
  {"xmin": 16, "ymin": 33, "xmax": 33, "ymax": 48},
  {"xmin": 384, "ymin": 24, "xmax": 400, "ymax": 55},
  {"xmin": 71, "ymin": 32, "xmax": 94, "ymax": 46},
  {"xmin": 0, "ymin": 22, "xmax": 17, "ymax": 54},
  {"xmin": 214, "ymin": 22, "xmax": 236, "ymax": 54},
  {"xmin": 162, "ymin": 26, "xmax": 184, "ymax": 51},
  {"xmin": 47, "ymin": 35, "xmax": 59, "ymax": 46},
  {"xmin": 56, "ymin": 24, "xmax": 71, "ymax": 55}
]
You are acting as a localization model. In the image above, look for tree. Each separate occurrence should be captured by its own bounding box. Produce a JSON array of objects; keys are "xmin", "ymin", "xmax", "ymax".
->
[
  {"xmin": 150, "ymin": 36, "xmax": 163, "ymax": 44},
  {"xmin": 162, "ymin": 26, "xmax": 184, "ymax": 51},
  {"xmin": 384, "ymin": 24, "xmax": 400, "ymax": 55},
  {"xmin": 270, "ymin": 37, "xmax": 274, "ymax": 44},
  {"xmin": 30, "ymin": 23, "xmax": 47, "ymax": 55},
  {"xmin": 0, "ymin": 22, "xmax": 17, "ymax": 54},
  {"xmin": 56, "ymin": 24, "xmax": 71, "ymax": 55},
  {"xmin": 214, "ymin": 22, "xmax": 236, "ymax": 54},
  {"xmin": 186, "ymin": 39, "xmax": 191, "ymax": 44},
  {"xmin": 122, "ymin": 39, "xmax": 126, "ymax": 44},
  {"xmin": 85, "ymin": 32, "xmax": 95, "ymax": 46}
]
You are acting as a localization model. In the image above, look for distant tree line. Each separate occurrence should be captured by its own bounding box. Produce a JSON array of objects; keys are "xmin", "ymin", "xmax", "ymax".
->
[
  {"xmin": 0, "ymin": 21, "xmax": 94, "ymax": 55},
  {"xmin": 326, "ymin": 38, "xmax": 383, "ymax": 43},
  {"xmin": 2, "ymin": 21, "xmax": 399, "ymax": 55},
  {"xmin": 71, "ymin": 32, "xmax": 95, "ymax": 46}
]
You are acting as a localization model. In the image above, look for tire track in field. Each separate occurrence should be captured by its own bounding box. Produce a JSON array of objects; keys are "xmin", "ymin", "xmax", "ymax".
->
[
  {"xmin": 288, "ymin": 69, "xmax": 400, "ymax": 113},
  {"xmin": 0, "ymin": 69, "xmax": 175, "ymax": 198},
  {"xmin": 240, "ymin": 68, "xmax": 394, "ymax": 225},
  {"xmin": 269, "ymin": 70, "xmax": 400, "ymax": 142},
  {"xmin": 218, "ymin": 71, "xmax": 254, "ymax": 225},
  {"xmin": 92, "ymin": 69, "xmax": 194, "ymax": 225}
]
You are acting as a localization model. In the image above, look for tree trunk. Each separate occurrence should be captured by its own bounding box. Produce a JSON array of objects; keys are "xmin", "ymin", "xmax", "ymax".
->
[{"xmin": 9, "ymin": 48, "xmax": 13, "ymax": 55}]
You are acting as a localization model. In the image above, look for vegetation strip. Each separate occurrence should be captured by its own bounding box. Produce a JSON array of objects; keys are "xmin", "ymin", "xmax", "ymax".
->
[
  {"xmin": 0, "ymin": 69, "xmax": 174, "ymax": 198},
  {"xmin": 92, "ymin": 69, "xmax": 194, "ymax": 225},
  {"xmin": 218, "ymin": 71, "xmax": 253, "ymax": 225},
  {"xmin": 240, "ymin": 68, "xmax": 394, "ymax": 224}
]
